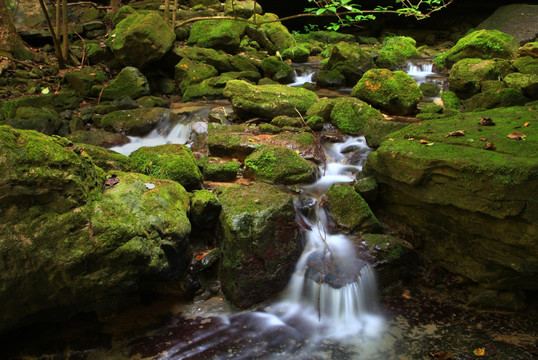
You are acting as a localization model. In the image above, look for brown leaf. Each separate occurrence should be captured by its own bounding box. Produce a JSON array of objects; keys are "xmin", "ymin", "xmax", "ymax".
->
[
  {"xmin": 507, "ymin": 132, "xmax": 526, "ymax": 140},
  {"xmin": 479, "ymin": 137, "xmax": 487, "ymax": 141},
  {"xmin": 483, "ymin": 143, "xmax": 496, "ymax": 150},
  {"xmin": 105, "ymin": 177, "xmax": 120, "ymax": 187},
  {"xmin": 478, "ymin": 117, "xmax": 495, "ymax": 126},
  {"xmin": 446, "ymin": 130, "xmax": 465, "ymax": 137},
  {"xmin": 524, "ymin": 121, "xmax": 530, "ymax": 127},
  {"xmin": 420, "ymin": 139, "xmax": 429, "ymax": 144}
]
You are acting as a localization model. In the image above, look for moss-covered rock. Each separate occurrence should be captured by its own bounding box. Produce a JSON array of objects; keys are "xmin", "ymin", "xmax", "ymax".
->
[
  {"xmin": 223, "ymin": 80, "xmax": 318, "ymax": 119},
  {"xmin": 270, "ymin": 115, "xmax": 303, "ymax": 128},
  {"xmin": 376, "ymin": 36, "xmax": 419, "ymax": 70},
  {"xmin": 105, "ymin": 12, "xmax": 175, "ymax": 68},
  {"xmin": 223, "ymin": 0, "xmax": 262, "ymax": 18},
  {"xmin": 190, "ymin": 189, "xmax": 221, "ymax": 231},
  {"xmin": 182, "ymin": 71, "xmax": 261, "ymax": 102},
  {"xmin": 244, "ymin": 145, "xmax": 316, "ymax": 185},
  {"xmin": 75, "ymin": 143, "xmax": 134, "ymax": 172},
  {"xmin": 504, "ymin": 72, "xmax": 538, "ymax": 100},
  {"xmin": 315, "ymin": 68, "xmax": 345, "ymax": 89},
  {"xmin": 517, "ymin": 41, "xmax": 538, "ymax": 58},
  {"xmin": 294, "ymin": 30, "xmax": 355, "ymax": 44},
  {"xmin": 246, "ymin": 13, "xmax": 295, "ymax": 53},
  {"xmin": 175, "ymin": 58, "xmax": 219, "ymax": 95},
  {"xmin": 435, "ymin": 29, "xmax": 519, "ymax": 68},
  {"xmin": 0, "ymin": 91, "xmax": 82, "ymax": 121},
  {"xmin": 3, "ymin": 106, "xmax": 61, "ymax": 135},
  {"xmin": 463, "ymin": 88, "xmax": 530, "ymax": 111},
  {"xmin": 198, "ymin": 156, "xmax": 240, "ymax": 181},
  {"xmin": 329, "ymin": 97, "xmax": 385, "ymax": 135},
  {"xmin": 322, "ymin": 42, "xmax": 375, "ymax": 87},
  {"xmin": 187, "ymin": 19, "xmax": 246, "ymax": 53},
  {"xmin": 260, "ymin": 56, "xmax": 294, "ymax": 83},
  {"xmin": 448, "ymin": 58, "xmax": 513, "ymax": 100},
  {"xmin": 96, "ymin": 107, "xmax": 175, "ymax": 136},
  {"xmin": 65, "ymin": 67, "xmax": 107, "ymax": 96},
  {"xmin": 174, "ymin": 46, "xmax": 232, "ymax": 72},
  {"xmin": 216, "ymin": 182, "xmax": 302, "ymax": 308},
  {"xmin": 419, "ymin": 82, "xmax": 441, "ymax": 97},
  {"xmin": 440, "ymin": 90, "xmax": 463, "ymax": 110},
  {"xmin": 513, "ymin": 56, "xmax": 538, "ymax": 75},
  {"xmin": 323, "ymin": 183, "xmax": 381, "ymax": 234},
  {"xmin": 306, "ymin": 97, "xmax": 336, "ymax": 121},
  {"xmin": 101, "ymin": 66, "xmax": 150, "ymax": 101},
  {"xmin": 351, "ymin": 69, "xmax": 422, "ymax": 115},
  {"xmin": 130, "ymin": 144, "xmax": 203, "ymax": 191},
  {"xmin": 281, "ymin": 45, "xmax": 310, "ymax": 63},
  {"xmin": 305, "ymin": 115, "xmax": 324, "ymax": 131},
  {"xmin": 67, "ymin": 129, "xmax": 130, "ymax": 148},
  {"xmin": 364, "ymin": 106, "xmax": 538, "ymax": 291}
]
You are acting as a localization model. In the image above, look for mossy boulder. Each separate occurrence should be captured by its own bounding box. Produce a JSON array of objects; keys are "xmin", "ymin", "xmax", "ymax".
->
[
  {"xmin": 419, "ymin": 82, "xmax": 441, "ymax": 97},
  {"xmin": 323, "ymin": 183, "xmax": 381, "ymax": 234},
  {"xmin": 351, "ymin": 69, "xmax": 422, "ymax": 115},
  {"xmin": 512, "ymin": 56, "xmax": 538, "ymax": 75},
  {"xmin": 75, "ymin": 143, "xmax": 134, "ymax": 172},
  {"xmin": 96, "ymin": 107, "xmax": 175, "ymax": 136},
  {"xmin": 270, "ymin": 115, "xmax": 303, "ymax": 128},
  {"xmin": 198, "ymin": 156, "xmax": 240, "ymax": 182},
  {"xmin": 105, "ymin": 12, "xmax": 176, "ymax": 68},
  {"xmin": 282, "ymin": 45, "xmax": 310, "ymax": 63},
  {"xmin": 517, "ymin": 41, "xmax": 538, "ymax": 58},
  {"xmin": 376, "ymin": 36, "xmax": 419, "ymax": 70},
  {"xmin": 175, "ymin": 58, "xmax": 219, "ymax": 95},
  {"xmin": 440, "ymin": 90, "xmax": 463, "ymax": 110},
  {"xmin": 244, "ymin": 145, "xmax": 317, "ymax": 185},
  {"xmin": 435, "ymin": 29, "xmax": 519, "ymax": 68},
  {"xmin": 306, "ymin": 97, "xmax": 336, "ymax": 121},
  {"xmin": 448, "ymin": 58, "xmax": 514, "ymax": 100},
  {"xmin": 223, "ymin": 80, "xmax": 318, "ymax": 119},
  {"xmin": 260, "ymin": 56, "xmax": 294, "ymax": 83},
  {"xmin": 182, "ymin": 71, "xmax": 261, "ymax": 102},
  {"xmin": 364, "ymin": 106, "xmax": 538, "ymax": 291},
  {"xmin": 3, "ymin": 107, "xmax": 61, "ymax": 136},
  {"xmin": 323, "ymin": 42, "xmax": 375, "ymax": 87},
  {"xmin": 329, "ymin": 97, "xmax": 385, "ymax": 135},
  {"xmin": 463, "ymin": 88, "xmax": 530, "ymax": 111},
  {"xmin": 65, "ymin": 67, "xmax": 107, "ymax": 96},
  {"xmin": 187, "ymin": 19, "xmax": 247, "ymax": 53},
  {"xmin": 315, "ymin": 68, "xmax": 346, "ymax": 89},
  {"xmin": 223, "ymin": 0, "xmax": 262, "ymax": 18},
  {"xmin": 504, "ymin": 72, "xmax": 538, "ymax": 100},
  {"xmin": 174, "ymin": 46, "xmax": 232, "ymax": 72},
  {"xmin": 216, "ymin": 182, "xmax": 302, "ymax": 308},
  {"xmin": 0, "ymin": 91, "xmax": 82, "ymax": 121},
  {"xmin": 190, "ymin": 189, "xmax": 221, "ymax": 231},
  {"xmin": 245, "ymin": 13, "xmax": 295, "ymax": 53},
  {"xmin": 101, "ymin": 66, "xmax": 150, "ymax": 101},
  {"xmin": 130, "ymin": 144, "xmax": 203, "ymax": 191},
  {"xmin": 67, "ymin": 129, "xmax": 130, "ymax": 148}
]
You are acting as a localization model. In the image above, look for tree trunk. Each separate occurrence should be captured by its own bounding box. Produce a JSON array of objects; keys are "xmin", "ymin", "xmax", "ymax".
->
[
  {"xmin": 0, "ymin": 0, "xmax": 32, "ymax": 59},
  {"xmin": 62, "ymin": 0, "xmax": 68, "ymax": 62},
  {"xmin": 111, "ymin": 0, "xmax": 122, "ymax": 14},
  {"xmin": 164, "ymin": 0, "xmax": 170, "ymax": 23}
]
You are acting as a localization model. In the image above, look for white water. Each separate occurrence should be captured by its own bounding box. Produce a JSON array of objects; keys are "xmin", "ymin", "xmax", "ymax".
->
[
  {"xmin": 289, "ymin": 69, "xmax": 316, "ymax": 87},
  {"xmin": 406, "ymin": 62, "xmax": 436, "ymax": 85}
]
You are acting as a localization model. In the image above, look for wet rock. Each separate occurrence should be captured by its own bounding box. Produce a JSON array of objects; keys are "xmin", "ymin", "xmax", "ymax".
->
[
  {"xmin": 436, "ymin": 29, "xmax": 519, "ymax": 68},
  {"xmin": 322, "ymin": 42, "xmax": 375, "ymax": 87},
  {"xmin": 223, "ymin": 80, "xmax": 318, "ymax": 119},
  {"xmin": 67, "ymin": 129, "xmax": 130, "ymax": 148},
  {"xmin": 305, "ymin": 249, "xmax": 367, "ymax": 289},
  {"xmin": 65, "ymin": 67, "xmax": 107, "ymax": 96},
  {"xmin": 376, "ymin": 36, "xmax": 419, "ymax": 70},
  {"xmin": 323, "ymin": 183, "xmax": 381, "ymax": 235},
  {"xmin": 199, "ymin": 156, "xmax": 240, "ymax": 182},
  {"xmin": 351, "ymin": 69, "xmax": 422, "ymax": 116},
  {"xmin": 282, "ymin": 45, "xmax": 310, "ymax": 63},
  {"xmin": 244, "ymin": 145, "xmax": 317, "ymax": 185},
  {"xmin": 3, "ymin": 106, "xmax": 61, "ymax": 135},
  {"xmin": 190, "ymin": 190, "xmax": 222, "ymax": 231},
  {"xmin": 261, "ymin": 56, "xmax": 294, "ymax": 84},
  {"xmin": 245, "ymin": 13, "xmax": 295, "ymax": 54},
  {"xmin": 187, "ymin": 19, "xmax": 246, "ymax": 53},
  {"xmin": 106, "ymin": 12, "xmax": 175, "ymax": 68},
  {"xmin": 96, "ymin": 107, "xmax": 175, "ymax": 136},
  {"xmin": 329, "ymin": 97, "xmax": 385, "ymax": 135},
  {"xmin": 101, "ymin": 66, "xmax": 150, "ymax": 101},
  {"xmin": 517, "ymin": 41, "xmax": 538, "ymax": 58},
  {"xmin": 216, "ymin": 182, "xmax": 302, "ymax": 308},
  {"xmin": 467, "ymin": 289, "xmax": 527, "ymax": 312},
  {"xmin": 75, "ymin": 143, "xmax": 134, "ymax": 172},
  {"xmin": 364, "ymin": 106, "xmax": 538, "ymax": 291}
]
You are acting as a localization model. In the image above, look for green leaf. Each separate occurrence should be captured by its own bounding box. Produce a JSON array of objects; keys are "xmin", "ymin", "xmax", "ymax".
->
[
  {"xmin": 41, "ymin": 87, "xmax": 50, "ymax": 95},
  {"xmin": 316, "ymin": 8, "xmax": 327, "ymax": 15}
]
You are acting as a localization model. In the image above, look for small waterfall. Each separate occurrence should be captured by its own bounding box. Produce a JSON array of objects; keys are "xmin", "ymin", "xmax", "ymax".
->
[
  {"xmin": 406, "ymin": 61, "xmax": 435, "ymax": 85},
  {"xmin": 289, "ymin": 69, "xmax": 316, "ymax": 87}
]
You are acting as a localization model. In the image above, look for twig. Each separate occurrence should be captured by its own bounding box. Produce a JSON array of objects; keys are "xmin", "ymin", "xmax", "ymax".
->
[
  {"xmin": 294, "ymin": 107, "xmax": 327, "ymax": 175},
  {"xmin": 73, "ymin": 31, "xmax": 87, "ymax": 68}
]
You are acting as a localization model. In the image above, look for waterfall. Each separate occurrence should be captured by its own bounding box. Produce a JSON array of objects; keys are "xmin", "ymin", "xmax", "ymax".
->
[
  {"xmin": 289, "ymin": 69, "xmax": 316, "ymax": 87},
  {"xmin": 406, "ymin": 61, "xmax": 435, "ymax": 85}
]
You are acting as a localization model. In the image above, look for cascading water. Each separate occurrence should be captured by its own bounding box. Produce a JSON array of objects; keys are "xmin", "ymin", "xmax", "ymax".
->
[
  {"xmin": 289, "ymin": 69, "xmax": 316, "ymax": 87},
  {"xmin": 406, "ymin": 61, "xmax": 436, "ymax": 85}
]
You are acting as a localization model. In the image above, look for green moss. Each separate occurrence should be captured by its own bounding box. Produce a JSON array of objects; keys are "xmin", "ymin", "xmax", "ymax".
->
[
  {"xmin": 258, "ymin": 123, "xmax": 281, "ymax": 134},
  {"xmin": 306, "ymin": 98, "xmax": 336, "ymax": 121},
  {"xmin": 305, "ymin": 115, "xmax": 324, "ymax": 131},
  {"xmin": 513, "ymin": 56, "xmax": 538, "ymax": 75},
  {"xmin": 187, "ymin": 19, "xmax": 246, "ymax": 52},
  {"xmin": 440, "ymin": 90, "xmax": 463, "ymax": 110},
  {"xmin": 199, "ymin": 156, "xmax": 240, "ymax": 181},
  {"xmin": 75, "ymin": 143, "xmax": 134, "ymax": 172},
  {"xmin": 463, "ymin": 88, "xmax": 529, "ymax": 111},
  {"xmin": 261, "ymin": 56, "xmax": 294, "ymax": 83},
  {"xmin": 271, "ymin": 115, "xmax": 303, "ymax": 128},
  {"xmin": 247, "ymin": 13, "xmax": 296, "ymax": 53},
  {"xmin": 0, "ymin": 91, "xmax": 82, "ymax": 121},
  {"xmin": 101, "ymin": 67, "xmax": 149, "ymax": 101},
  {"xmin": 376, "ymin": 36, "xmax": 419, "ymax": 69},
  {"xmin": 330, "ymin": 97, "xmax": 385, "ymax": 135},
  {"xmin": 281, "ymin": 45, "xmax": 310, "ymax": 63}
]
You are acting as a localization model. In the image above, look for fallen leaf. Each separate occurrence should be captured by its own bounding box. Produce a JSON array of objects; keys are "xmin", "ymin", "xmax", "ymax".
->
[
  {"xmin": 473, "ymin": 348, "xmax": 485, "ymax": 356},
  {"xmin": 479, "ymin": 137, "xmax": 487, "ymax": 141},
  {"xmin": 507, "ymin": 132, "xmax": 526, "ymax": 140},
  {"xmin": 483, "ymin": 143, "xmax": 496, "ymax": 150},
  {"xmin": 41, "ymin": 87, "xmax": 50, "ymax": 95},
  {"xmin": 524, "ymin": 122, "xmax": 530, "ymax": 127},
  {"xmin": 478, "ymin": 117, "xmax": 495, "ymax": 126},
  {"xmin": 105, "ymin": 176, "xmax": 120, "ymax": 187},
  {"xmin": 419, "ymin": 139, "xmax": 429, "ymax": 144},
  {"xmin": 446, "ymin": 130, "xmax": 465, "ymax": 137},
  {"xmin": 388, "ymin": 138, "xmax": 394, "ymax": 141}
]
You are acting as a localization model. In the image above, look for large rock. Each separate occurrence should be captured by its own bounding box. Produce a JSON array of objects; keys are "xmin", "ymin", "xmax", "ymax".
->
[
  {"xmin": 448, "ymin": 58, "xmax": 513, "ymax": 100},
  {"xmin": 376, "ymin": 36, "xmax": 419, "ymax": 70},
  {"xmin": 245, "ymin": 13, "xmax": 295, "ymax": 53},
  {"xmin": 181, "ymin": 71, "xmax": 261, "ymax": 102},
  {"xmin": 329, "ymin": 97, "xmax": 385, "ymax": 135},
  {"xmin": 0, "ymin": 91, "xmax": 82, "ymax": 121},
  {"xmin": 223, "ymin": 80, "xmax": 318, "ymax": 119},
  {"xmin": 216, "ymin": 182, "xmax": 302, "ymax": 308},
  {"xmin": 96, "ymin": 107, "xmax": 176, "ymax": 136},
  {"xmin": 3, "ymin": 106, "xmax": 61, "ymax": 135},
  {"xmin": 351, "ymin": 69, "xmax": 422, "ymax": 115},
  {"xmin": 129, "ymin": 144, "xmax": 203, "ymax": 191},
  {"xmin": 436, "ymin": 29, "xmax": 520, "ymax": 68},
  {"xmin": 244, "ymin": 145, "xmax": 317, "ymax": 184},
  {"xmin": 0, "ymin": 127, "xmax": 193, "ymax": 333},
  {"xmin": 187, "ymin": 19, "xmax": 246, "ymax": 53},
  {"xmin": 105, "ymin": 12, "xmax": 175, "ymax": 68},
  {"xmin": 364, "ymin": 106, "xmax": 538, "ymax": 291},
  {"xmin": 463, "ymin": 88, "xmax": 530, "ymax": 111},
  {"xmin": 65, "ymin": 67, "xmax": 107, "ymax": 96},
  {"xmin": 261, "ymin": 56, "xmax": 294, "ymax": 83},
  {"xmin": 101, "ymin": 67, "xmax": 150, "ymax": 100},
  {"xmin": 504, "ymin": 72, "xmax": 538, "ymax": 100},
  {"xmin": 321, "ymin": 42, "xmax": 375, "ymax": 87},
  {"xmin": 476, "ymin": 4, "xmax": 538, "ymax": 44}
]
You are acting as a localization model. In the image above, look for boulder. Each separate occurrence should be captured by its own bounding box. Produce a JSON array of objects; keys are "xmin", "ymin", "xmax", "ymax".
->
[
  {"xmin": 223, "ymin": 0, "xmax": 262, "ymax": 18},
  {"xmin": 245, "ymin": 13, "xmax": 295, "ymax": 53},
  {"xmin": 0, "ymin": 91, "xmax": 82, "ymax": 121},
  {"xmin": 504, "ymin": 72, "xmax": 538, "ymax": 100},
  {"xmin": 476, "ymin": 4, "xmax": 538, "ymax": 44},
  {"xmin": 436, "ymin": 29, "xmax": 520, "ymax": 68},
  {"xmin": 175, "ymin": 58, "xmax": 219, "ymax": 95},
  {"xmin": 216, "ymin": 182, "xmax": 302, "ymax": 308},
  {"xmin": 261, "ymin": 56, "xmax": 294, "ymax": 83},
  {"xmin": 181, "ymin": 71, "xmax": 261, "ymax": 102},
  {"xmin": 448, "ymin": 58, "xmax": 513, "ymax": 100},
  {"xmin": 323, "ymin": 183, "xmax": 381, "ymax": 234},
  {"xmin": 187, "ymin": 19, "xmax": 247, "ymax": 53},
  {"xmin": 223, "ymin": 80, "xmax": 318, "ymax": 119},
  {"xmin": 517, "ymin": 42, "xmax": 538, "ymax": 58},
  {"xmin": 189, "ymin": 189, "xmax": 221, "ymax": 231},
  {"xmin": 96, "ymin": 107, "xmax": 176, "ymax": 136},
  {"xmin": 67, "ymin": 129, "xmax": 130, "ymax": 148},
  {"xmin": 75, "ymin": 143, "xmax": 134, "ymax": 172},
  {"xmin": 175, "ymin": 46, "xmax": 233, "ymax": 72},
  {"xmin": 351, "ymin": 69, "xmax": 422, "ymax": 115},
  {"xmin": 322, "ymin": 42, "xmax": 375, "ymax": 87},
  {"xmin": 198, "ymin": 156, "xmax": 240, "ymax": 181},
  {"xmin": 105, "ymin": 12, "xmax": 176, "ymax": 68},
  {"xmin": 101, "ymin": 66, "xmax": 150, "ymax": 101},
  {"xmin": 244, "ymin": 145, "xmax": 317, "ymax": 185},
  {"xmin": 65, "ymin": 67, "xmax": 107, "ymax": 96},
  {"xmin": 281, "ymin": 45, "xmax": 310, "ymax": 63},
  {"xmin": 130, "ymin": 144, "xmax": 203, "ymax": 191},
  {"xmin": 364, "ymin": 106, "xmax": 538, "ymax": 291},
  {"xmin": 293, "ymin": 30, "xmax": 355, "ymax": 44},
  {"xmin": 315, "ymin": 69, "xmax": 345, "ymax": 89},
  {"xmin": 329, "ymin": 97, "xmax": 386, "ymax": 135},
  {"xmin": 463, "ymin": 88, "xmax": 530, "ymax": 111},
  {"xmin": 376, "ymin": 36, "xmax": 419, "ymax": 70},
  {"xmin": 4, "ymin": 106, "xmax": 61, "ymax": 135},
  {"xmin": 512, "ymin": 56, "xmax": 538, "ymax": 75}
]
